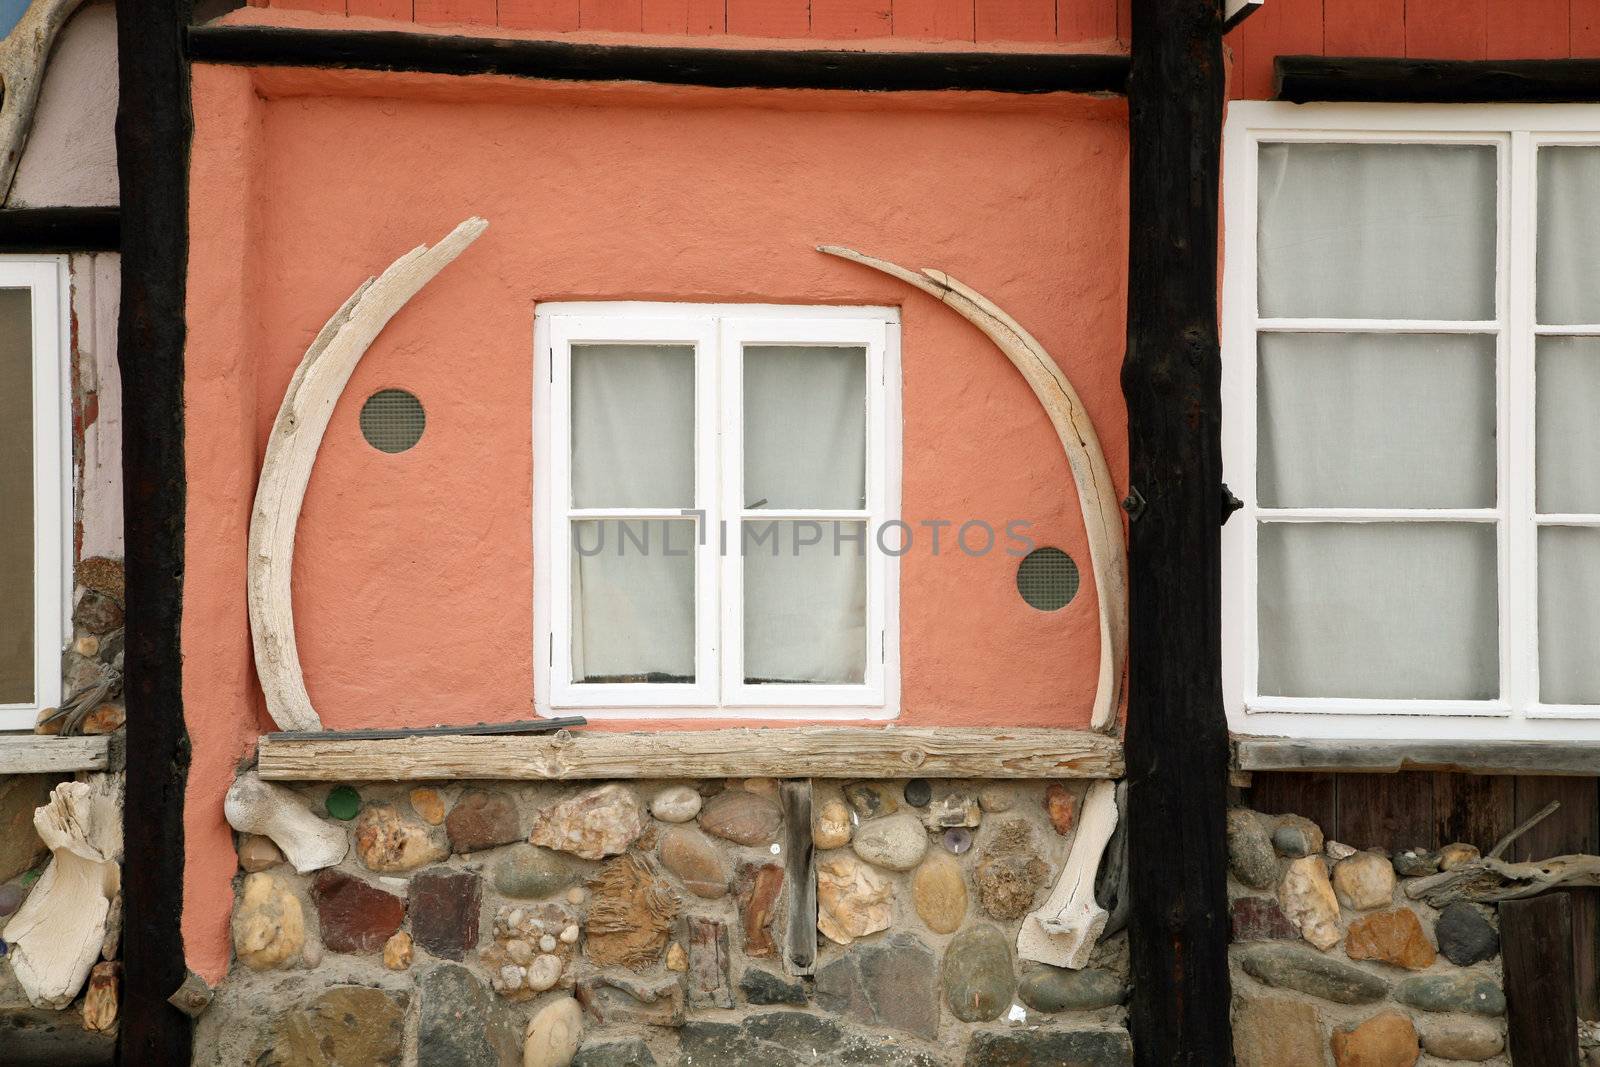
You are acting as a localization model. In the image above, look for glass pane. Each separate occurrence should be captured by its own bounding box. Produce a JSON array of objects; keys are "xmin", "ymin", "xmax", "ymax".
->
[
  {"xmin": 743, "ymin": 520, "xmax": 866, "ymax": 684},
  {"xmin": 1258, "ymin": 142, "xmax": 1496, "ymax": 320},
  {"xmin": 571, "ymin": 519, "xmax": 695, "ymax": 683},
  {"xmin": 571, "ymin": 343, "xmax": 694, "ymax": 508},
  {"xmin": 0, "ymin": 288, "xmax": 33, "ymax": 704},
  {"xmin": 1537, "ymin": 337, "xmax": 1600, "ymax": 513},
  {"xmin": 1258, "ymin": 333, "xmax": 1496, "ymax": 508},
  {"xmin": 1258, "ymin": 522, "xmax": 1498, "ymax": 699},
  {"xmin": 744, "ymin": 345, "xmax": 867, "ymax": 510},
  {"xmin": 1538, "ymin": 146, "xmax": 1600, "ymax": 325},
  {"xmin": 1539, "ymin": 526, "xmax": 1600, "ymax": 704}
]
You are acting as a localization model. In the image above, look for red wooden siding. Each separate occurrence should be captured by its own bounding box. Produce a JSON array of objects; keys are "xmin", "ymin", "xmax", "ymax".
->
[{"xmin": 1230, "ymin": 0, "xmax": 1600, "ymax": 100}]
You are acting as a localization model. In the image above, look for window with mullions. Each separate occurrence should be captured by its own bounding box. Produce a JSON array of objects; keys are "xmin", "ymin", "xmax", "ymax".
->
[
  {"xmin": 1223, "ymin": 104, "xmax": 1600, "ymax": 739},
  {"xmin": 535, "ymin": 303, "xmax": 900, "ymax": 720}
]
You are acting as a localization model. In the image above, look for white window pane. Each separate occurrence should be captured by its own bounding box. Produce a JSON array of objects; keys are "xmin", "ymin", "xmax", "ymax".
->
[
  {"xmin": 571, "ymin": 343, "xmax": 694, "ymax": 508},
  {"xmin": 744, "ymin": 345, "xmax": 866, "ymax": 510},
  {"xmin": 571, "ymin": 519, "xmax": 695, "ymax": 683},
  {"xmin": 1538, "ymin": 146, "xmax": 1600, "ymax": 326},
  {"xmin": 1537, "ymin": 336, "xmax": 1600, "ymax": 513},
  {"xmin": 1539, "ymin": 526, "xmax": 1600, "ymax": 705},
  {"xmin": 1258, "ymin": 142, "xmax": 1496, "ymax": 320},
  {"xmin": 1258, "ymin": 333, "xmax": 1496, "ymax": 508},
  {"xmin": 743, "ymin": 520, "xmax": 866, "ymax": 684},
  {"xmin": 0, "ymin": 288, "xmax": 33, "ymax": 704},
  {"xmin": 1258, "ymin": 522, "xmax": 1498, "ymax": 699}
]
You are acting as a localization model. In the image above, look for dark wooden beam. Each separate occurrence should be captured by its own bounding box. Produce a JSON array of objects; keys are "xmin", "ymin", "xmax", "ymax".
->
[
  {"xmin": 0, "ymin": 207, "xmax": 119, "ymax": 252},
  {"xmin": 1122, "ymin": 0, "xmax": 1232, "ymax": 1061},
  {"xmin": 115, "ymin": 0, "xmax": 194, "ymax": 1062},
  {"xmin": 1503, "ymin": 894, "xmax": 1581, "ymax": 1066},
  {"xmin": 187, "ymin": 24, "xmax": 1130, "ymax": 95},
  {"xmin": 1277, "ymin": 55, "xmax": 1600, "ymax": 103}
]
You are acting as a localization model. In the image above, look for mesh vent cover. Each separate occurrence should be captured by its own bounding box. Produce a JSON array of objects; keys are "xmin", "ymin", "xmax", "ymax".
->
[
  {"xmin": 360, "ymin": 389, "xmax": 426, "ymax": 453},
  {"xmin": 1017, "ymin": 547, "xmax": 1080, "ymax": 611}
]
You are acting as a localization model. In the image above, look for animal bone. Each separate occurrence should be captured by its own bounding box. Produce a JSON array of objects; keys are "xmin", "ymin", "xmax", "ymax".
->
[
  {"xmin": 249, "ymin": 217, "xmax": 488, "ymax": 730},
  {"xmin": 224, "ymin": 770, "xmax": 347, "ymax": 873},
  {"xmin": 819, "ymin": 246, "xmax": 1126, "ymax": 733},
  {"xmin": 0, "ymin": 0, "xmax": 90, "ymax": 205},
  {"xmin": 1016, "ymin": 779, "xmax": 1118, "ymax": 968},
  {"xmin": 2, "ymin": 779, "xmax": 120, "ymax": 1008}
]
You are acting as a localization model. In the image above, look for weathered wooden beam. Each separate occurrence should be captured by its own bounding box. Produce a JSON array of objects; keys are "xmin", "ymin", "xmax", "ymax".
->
[
  {"xmin": 187, "ymin": 25, "xmax": 1131, "ymax": 96},
  {"xmin": 1238, "ymin": 738, "xmax": 1600, "ymax": 777},
  {"xmin": 1277, "ymin": 55, "xmax": 1600, "ymax": 104},
  {"xmin": 1502, "ymin": 894, "xmax": 1581, "ymax": 1067},
  {"xmin": 779, "ymin": 781, "xmax": 816, "ymax": 977},
  {"xmin": 114, "ymin": 0, "xmax": 193, "ymax": 1060},
  {"xmin": 256, "ymin": 727, "xmax": 1124, "ymax": 782},
  {"xmin": 0, "ymin": 207, "xmax": 119, "ymax": 252},
  {"xmin": 1122, "ymin": 0, "xmax": 1233, "ymax": 1060},
  {"xmin": 0, "ymin": 734, "xmax": 115, "ymax": 774}
]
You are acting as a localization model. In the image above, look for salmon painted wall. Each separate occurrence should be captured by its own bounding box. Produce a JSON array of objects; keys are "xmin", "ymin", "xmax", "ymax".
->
[
  {"xmin": 238, "ymin": 0, "xmax": 1129, "ymax": 48},
  {"xmin": 181, "ymin": 65, "xmax": 1128, "ymax": 978},
  {"xmin": 1228, "ymin": 0, "xmax": 1600, "ymax": 99}
]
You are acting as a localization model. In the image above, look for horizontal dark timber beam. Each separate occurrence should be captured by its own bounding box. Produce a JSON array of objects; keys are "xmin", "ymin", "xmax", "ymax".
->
[
  {"xmin": 0, "ymin": 207, "xmax": 119, "ymax": 251},
  {"xmin": 188, "ymin": 25, "xmax": 1130, "ymax": 94},
  {"xmin": 1277, "ymin": 55, "xmax": 1600, "ymax": 103}
]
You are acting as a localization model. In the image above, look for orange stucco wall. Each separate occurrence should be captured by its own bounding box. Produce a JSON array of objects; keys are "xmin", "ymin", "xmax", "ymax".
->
[{"xmin": 182, "ymin": 63, "xmax": 1128, "ymax": 979}]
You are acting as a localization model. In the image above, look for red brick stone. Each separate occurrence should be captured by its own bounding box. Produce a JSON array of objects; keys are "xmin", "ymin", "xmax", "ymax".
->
[
  {"xmin": 312, "ymin": 870, "xmax": 406, "ymax": 953},
  {"xmin": 410, "ymin": 868, "xmax": 482, "ymax": 961}
]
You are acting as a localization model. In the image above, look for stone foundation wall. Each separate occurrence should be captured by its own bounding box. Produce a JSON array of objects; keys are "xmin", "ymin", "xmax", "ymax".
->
[
  {"xmin": 1227, "ymin": 806, "xmax": 1513, "ymax": 1066},
  {"xmin": 199, "ymin": 776, "xmax": 1132, "ymax": 1066}
]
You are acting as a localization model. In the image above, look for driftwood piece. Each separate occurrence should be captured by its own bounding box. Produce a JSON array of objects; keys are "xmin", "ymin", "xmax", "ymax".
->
[
  {"xmin": 1017, "ymin": 779, "xmax": 1118, "ymax": 968},
  {"xmin": 223, "ymin": 770, "xmax": 347, "ymax": 873},
  {"xmin": 0, "ymin": 0, "xmax": 89, "ymax": 205},
  {"xmin": 779, "ymin": 780, "xmax": 816, "ymax": 976},
  {"xmin": 1404, "ymin": 852, "xmax": 1600, "ymax": 907},
  {"xmin": 248, "ymin": 218, "xmax": 487, "ymax": 731},
  {"xmin": 819, "ymin": 245, "xmax": 1127, "ymax": 734},
  {"xmin": 257, "ymin": 726, "xmax": 1124, "ymax": 782},
  {"xmin": 2, "ymin": 779, "xmax": 121, "ymax": 1009}
]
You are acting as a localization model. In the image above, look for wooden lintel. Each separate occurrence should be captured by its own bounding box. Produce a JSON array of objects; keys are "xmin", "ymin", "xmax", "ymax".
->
[
  {"xmin": 0, "ymin": 207, "xmax": 119, "ymax": 252},
  {"xmin": 1237, "ymin": 737, "xmax": 1600, "ymax": 777},
  {"xmin": 187, "ymin": 25, "xmax": 1131, "ymax": 96},
  {"xmin": 1277, "ymin": 55, "xmax": 1600, "ymax": 104},
  {"xmin": 0, "ymin": 734, "xmax": 117, "ymax": 774},
  {"xmin": 256, "ymin": 727, "xmax": 1124, "ymax": 782}
]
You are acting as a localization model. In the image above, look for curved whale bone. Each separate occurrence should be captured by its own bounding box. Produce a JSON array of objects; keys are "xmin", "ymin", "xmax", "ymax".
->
[{"xmin": 224, "ymin": 770, "xmax": 348, "ymax": 873}]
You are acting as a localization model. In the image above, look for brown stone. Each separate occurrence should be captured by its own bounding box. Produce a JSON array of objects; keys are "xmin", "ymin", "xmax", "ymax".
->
[
  {"xmin": 658, "ymin": 826, "xmax": 731, "ymax": 899},
  {"xmin": 666, "ymin": 942, "xmax": 688, "ymax": 971},
  {"xmin": 409, "ymin": 868, "xmax": 482, "ymax": 961},
  {"xmin": 974, "ymin": 819, "xmax": 1049, "ymax": 920},
  {"xmin": 1279, "ymin": 856, "xmax": 1342, "ymax": 950},
  {"xmin": 912, "ymin": 851, "xmax": 967, "ymax": 934},
  {"xmin": 585, "ymin": 852, "xmax": 679, "ymax": 969},
  {"xmin": 1230, "ymin": 896, "xmax": 1299, "ymax": 942},
  {"xmin": 697, "ymin": 789, "xmax": 782, "ymax": 846},
  {"xmin": 409, "ymin": 787, "xmax": 446, "ymax": 825},
  {"xmin": 264, "ymin": 985, "xmax": 408, "ymax": 1067},
  {"xmin": 1333, "ymin": 852, "xmax": 1397, "ymax": 912},
  {"xmin": 73, "ymin": 591, "xmax": 123, "ymax": 634},
  {"xmin": 816, "ymin": 853, "xmax": 892, "ymax": 945},
  {"xmin": 685, "ymin": 915, "xmax": 734, "ymax": 1009},
  {"xmin": 236, "ymin": 834, "xmax": 285, "ymax": 874},
  {"xmin": 75, "ymin": 557, "xmax": 124, "ymax": 603},
  {"xmin": 383, "ymin": 931, "xmax": 413, "ymax": 970},
  {"xmin": 813, "ymin": 798, "xmax": 853, "ymax": 850},
  {"xmin": 232, "ymin": 872, "xmax": 305, "ymax": 971},
  {"xmin": 1345, "ymin": 909, "xmax": 1437, "ymax": 971},
  {"xmin": 311, "ymin": 869, "xmax": 405, "ymax": 953},
  {"xmin": 1439, "ymin": 842, "xmax": 1481, "ymax": 871},
  {"xmin": 575, "ymin": 973, "xmax": 686, "ymax": 1028},
  {"xmin": 1233, "ymin": 996, "xmax": 1324, "ymax": 1067},
  {"xmin": 842, "ymin": 781, "xmax": 899, "ymax": 820},
  {"xmin": 1044, "ymin": 783, "xmax": 1077, "ymax": 836},
  {"xmin": 529, "ymin": 784, "xmax": 647, "ymax": 860},
  {"xmin": 0, "ymin": 775, "xmax": 50, "ymax": 883},
  {"xmin": 82, "ymin": 961, "xmax": 119, "ymax": 1033},
  {"xmin": 1332, "ymin": 1010, "xmax": 1420, "ymax": 1067},
  {"xmin": 33, "ymin": 705, "xmax": 61, "ymax": 734},
  {"xmin": 445, "ymin": 789, "xmax": 522, "ymax": 854},
  {"xmin": 354, "ymin": 804, "xmax": 446, "ymax": 873},
  {"xmin": 80, "ymin": 702, "xmax": 124, "ymax": 735},
  {"xmin": 738, "ymin": 862, "xmax": 785, "ymax": 958}
]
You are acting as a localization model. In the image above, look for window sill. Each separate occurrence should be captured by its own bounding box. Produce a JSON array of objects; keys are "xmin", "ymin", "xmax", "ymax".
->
[
  {"xmin": 257, "ymin": 726, "xmax": 1123, "ymax": 782},
  {"xmin": 1235, "ymin": 735, "xmax": 1600, "ymax": 777},
  {"xmin": 0, "ymin": 733, "xmax": 119, "ymax": 774}
]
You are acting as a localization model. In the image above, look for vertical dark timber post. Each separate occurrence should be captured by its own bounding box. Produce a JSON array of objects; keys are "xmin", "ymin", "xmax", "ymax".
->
[
  {"xmin": 115, "ymin": 1, "xmax": 194, "ymax": 1062},
  {"xmin": 1122, "ymin": 0, "xmax": 1233, "ymax": 1062}
]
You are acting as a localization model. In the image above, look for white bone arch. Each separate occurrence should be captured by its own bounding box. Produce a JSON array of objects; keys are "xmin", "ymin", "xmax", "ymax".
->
[
  {"xmin": 0, "ymin": 0, "xmax": 89, "ymax": 204},
  {"xmin": 248, "ymin": 218, "xmax": 488, "ymax": 732},
  {"xmin": 818, "ymin": 245, "xmax": 1127, "ymax": 734}
]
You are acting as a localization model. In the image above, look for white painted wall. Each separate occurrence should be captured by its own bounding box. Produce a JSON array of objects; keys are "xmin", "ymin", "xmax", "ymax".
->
[{"xmin": 10, "ymin": 3, "xmax": 117, "ymax": 209}]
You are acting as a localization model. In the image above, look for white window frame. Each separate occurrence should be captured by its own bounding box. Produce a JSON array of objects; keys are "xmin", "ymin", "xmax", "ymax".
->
[
  {"xmin": 534, "ymin": 301, "xmax": 901, "ymax": 721},
  {"xmin": 0, "ymin": 256, "xmax": 69, "ymax": 732},
  {"xmin": 1224, "ymin": 102, "xmax": 1600, "ymax": 742}
]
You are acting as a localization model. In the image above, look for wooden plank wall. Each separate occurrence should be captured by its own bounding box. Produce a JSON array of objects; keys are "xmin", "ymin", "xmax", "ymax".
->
[
  {"xmin": 255, "ymin": 0, "xmax": 1128, "ymax": 44},
  {"xmin": 1229, "ymin": 0, "xmax": 1600, "ymax": 99},
  {"xmin": 1250, "ymin": 771, "xmax": 1600, "ymax": 1019}
]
